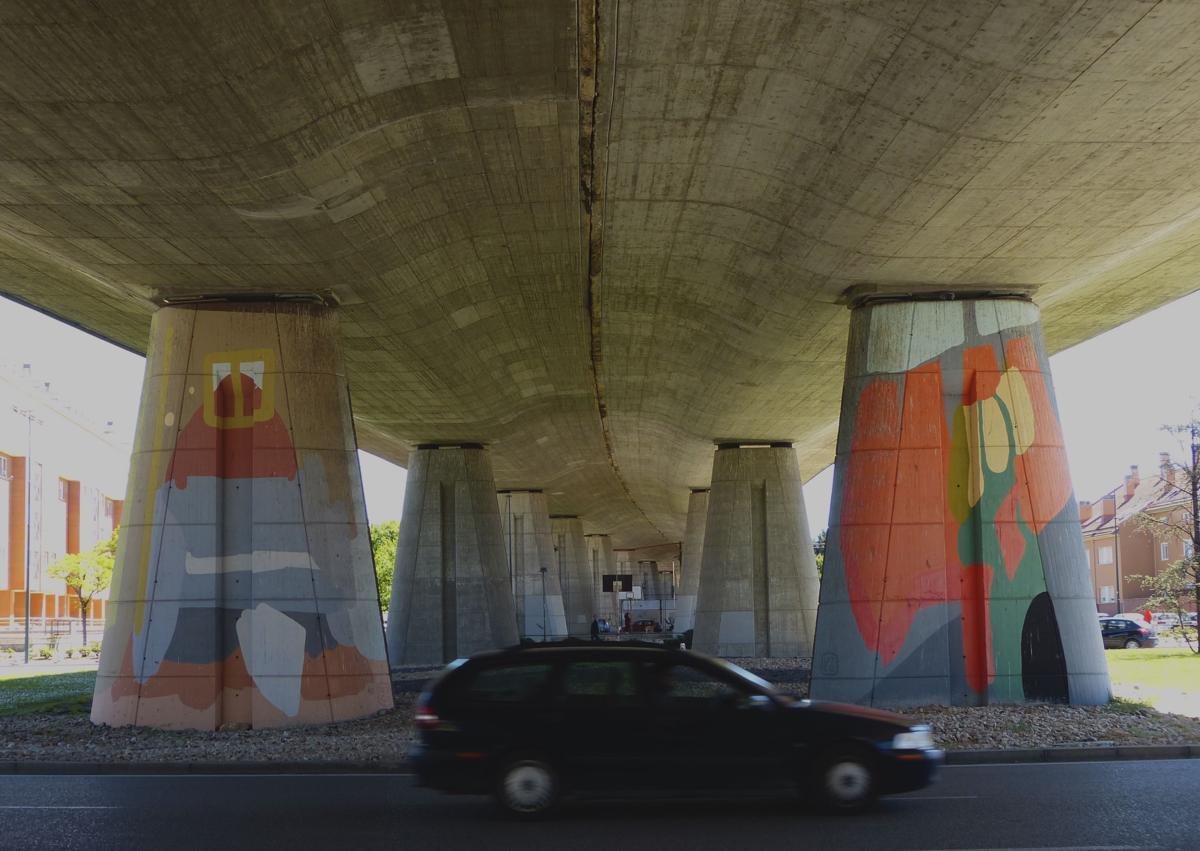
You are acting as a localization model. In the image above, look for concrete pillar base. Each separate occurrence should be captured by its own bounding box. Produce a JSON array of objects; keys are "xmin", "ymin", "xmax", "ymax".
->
[
  {"xmin": 92, "ymin": 302, "xmax": 392, "ymax": 730},
  {"xmin": 810, "ymin": 296, "xmax": 1110, "ymax": 706},
  {"xmin": 585, "ymin": 534, "xmax": 617, "ymax": 623},
  {"xmin": 693, "ymin": 445, "xmax": 819, "ymax": 658},
  {"xmin": 674, "ymin": 489, "xmax": 709, "ymax": 634},
  {"xmin": 551, "ymin": 516, "xmax": 596, "ymax": 637},
  {"xmin": 387, "ymin": 446, "xmax": 519, "ymax": 666},
  {"xmin": 499, "ymin": 491, "xmax": 567, "ymax": 640}
]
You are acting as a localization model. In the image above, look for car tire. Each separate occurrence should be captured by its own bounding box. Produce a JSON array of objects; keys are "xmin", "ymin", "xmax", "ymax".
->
[
  {"xmin": 812, "ymin": 746, "xmax": 878, "ymax": 814},
  {"xmin": 495, "ymin": 757, "xmax": 559, "ymax": 819},
  {"xmin": 1124, "ymin": 639, "xmax": 1140, "ymax": 649}
]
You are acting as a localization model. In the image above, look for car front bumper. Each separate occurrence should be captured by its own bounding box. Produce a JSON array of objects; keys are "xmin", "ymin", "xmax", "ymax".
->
[{"xmin": 878, "ymin": 748, "xmax": 944, "ymax": 794}]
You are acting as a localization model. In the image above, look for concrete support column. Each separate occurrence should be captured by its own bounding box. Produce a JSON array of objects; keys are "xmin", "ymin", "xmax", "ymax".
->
[
  {"xmin": 585, "ymin": 534, "xmax": 616, "ymax": 622},
  {"xmin": 674, "ymin": 489, "xmax": 709, "ymax": 634},
  {"xmin": 810, "ymin": 296, "xmax": 1110, "ymax": 706},
  {"xmin": 387, "ymin": 445, "xmax": 519, "ymax": 666},
  {"xmin": 93, "ymin": 302, "xmax": 392, "ymax": 730},
  {"xmin": 693, "ymin": 445, "xmax": 819, "ymax": 658},
  {"xmin": 551, "ymin": 516, "xmax": 595, "ymax": 637},
  {"xmin": 498, "ymin": 490, "xmax": 567, "ymax": 640}
]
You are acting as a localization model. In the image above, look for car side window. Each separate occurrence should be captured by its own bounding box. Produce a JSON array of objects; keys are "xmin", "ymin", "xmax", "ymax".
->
[
  {"xmin": 462, "ymin": 664, "xmax": 553, "ymax": 704},
  {"xmin": 654, "ymin": 663, "xmax": 742, "ymax": 704},
  {"xmin": 559, "ymin": 661, "xmax": 642, "ymax": 708}
]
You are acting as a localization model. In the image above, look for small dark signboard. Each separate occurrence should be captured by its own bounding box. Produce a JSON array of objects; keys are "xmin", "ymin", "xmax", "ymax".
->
[{"xmin": 602, "ymin": 573, "xmax": 634, "ymax": 592}]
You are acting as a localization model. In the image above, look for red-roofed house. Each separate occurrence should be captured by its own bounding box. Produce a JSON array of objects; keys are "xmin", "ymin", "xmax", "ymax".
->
[{"xmin": 1080, "ymin": 456, "xmax": 1197, "ymax": 616}]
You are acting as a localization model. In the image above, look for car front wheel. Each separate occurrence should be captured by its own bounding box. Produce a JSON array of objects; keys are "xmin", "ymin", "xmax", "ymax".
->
[
  {"xmin": 813, "ymin": 747, "xmax": 878, "ymax": 814},
  {"xmin": 495, "ymin": 758, "xmax": 559, "ymax": 818},
  {"xmin": 1124, "ymin": 639, "xmax": 1141, "ymax": 649}
]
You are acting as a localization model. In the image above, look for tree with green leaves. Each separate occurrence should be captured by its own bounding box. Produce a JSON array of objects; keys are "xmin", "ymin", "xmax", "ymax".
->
[
  {"xmin": 1131, "ymin": 419, "xmax": 1200, "ymax": 654},
  {"xmin": 813, "ymin": 528, "xmax": 827, "ymax": 580},
  {"xmin": 369, "ymin": 520, "xmax": 400, "ymax": 613},
  {"xmin": 48, "ymin": 528, "xmax": 117, "ymax": 645}
]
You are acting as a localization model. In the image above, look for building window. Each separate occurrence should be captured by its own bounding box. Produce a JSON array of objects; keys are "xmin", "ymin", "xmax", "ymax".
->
[
  {"xmin": 57, "ymin": 478, "xmax": 68, "ymax": 501},
  {"xmin": 1187, "ymin": 542, "xmax": 1195, "ymax": 559},
  {"xmin": 0, "ymin": 455, "xmax": 10, "ymax": 480},
  {"xmin": 103, "ymin": 497, "xmax": 114, "ymax": 518},
  {"xmin": 1099, "ymin": 546, "xmax": 1113, "ymax": 565},
  {"xmin": 1160, "ymin": 542, "xmax": 1170, "ymax": 561},
  {"xmin": 1100, "ymin": 586, "xmax": 1115, "ymax": 603}
]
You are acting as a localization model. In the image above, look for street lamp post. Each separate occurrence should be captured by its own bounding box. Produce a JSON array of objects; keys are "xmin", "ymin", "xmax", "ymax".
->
[
  {"xmin": 539, "ymin": 567, "xmax": 548, "ymax": 642},
  {"xmin": 11, "ymin": 405, "xmax": 41, "ymax": 665}
]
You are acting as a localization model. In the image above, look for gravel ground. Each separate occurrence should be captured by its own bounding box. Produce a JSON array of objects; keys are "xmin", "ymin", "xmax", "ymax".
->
[{"xmin": 2, "ymin": 661, "xmax": 1198, "ymax": 763}]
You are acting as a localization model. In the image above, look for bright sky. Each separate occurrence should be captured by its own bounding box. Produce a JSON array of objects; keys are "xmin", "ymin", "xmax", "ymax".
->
[{"xmin": 2, "ymin": 293, "xmax": 1197, "ymax": 538}]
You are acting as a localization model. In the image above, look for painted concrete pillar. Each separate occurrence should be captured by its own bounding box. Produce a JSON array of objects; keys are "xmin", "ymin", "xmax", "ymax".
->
[
  {"xmin": 674, "ymin": 489, "xmax": 709, "ymax": 634},
  {"xmin": 810, "ymin": 296, "xmax": 1110, "ymax": 706},
  {"xmin": 551, "ymin": 516, "xmax": 595, "ymax": 637},
  {"xmin": 498, "ymin": 490, "xmax": 567, "ymax": 640},
  {"xmin": 693, "ymin": 445, "xmax": 819, "ymax": 657},
  {"xmin": 93, "ymin": 302, "xmax": 392, "ymax": 730},
  {"xmin": 585, "ymin": 534, "xmax": 616, "ymax": 621},
  {"xmin": 387, "ymin": 445, "xmax": 519, "ymax": 666}
]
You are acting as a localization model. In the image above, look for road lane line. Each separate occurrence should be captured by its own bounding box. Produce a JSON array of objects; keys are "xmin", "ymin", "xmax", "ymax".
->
[
  {"xmin": 0, "ymin": 806, "xmax": 121, "ymax": 810},
  {"xmin": 894, "ymin": 795, "xmax": 979, "ymax": 801}
]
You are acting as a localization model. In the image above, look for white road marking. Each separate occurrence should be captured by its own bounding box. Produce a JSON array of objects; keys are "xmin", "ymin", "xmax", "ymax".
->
[
  {"xmin": 895, "ymin": 795, "xmax": 979, "ymax": 801},
  {"xmin": 0, "ymin": 806, "xmax": 121, "ymax": 810}
]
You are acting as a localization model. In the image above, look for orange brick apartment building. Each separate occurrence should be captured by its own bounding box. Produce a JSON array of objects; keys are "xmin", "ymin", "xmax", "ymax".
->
[
  {"xmin": 1080, "ymin": 457, "xmax": 1199, "ymax": 616},
  {"xmin": 1, "ymin": 366, "xmax": 126, "ymax": 640}
]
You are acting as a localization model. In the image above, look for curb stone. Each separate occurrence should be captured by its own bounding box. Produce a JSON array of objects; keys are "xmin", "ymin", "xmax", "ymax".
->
[
  {"xmin": 1, "ymin": 745, "xmax": 1197, "ymax": 775},
  {"xmin": 944, "ymin": 744, "xmax": 1199, "ymax": 764}
]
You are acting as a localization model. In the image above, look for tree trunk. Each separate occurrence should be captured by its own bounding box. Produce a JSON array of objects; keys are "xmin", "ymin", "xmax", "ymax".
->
[{"xmin": 81, "ymin": 599, "xmax": 87, "ymax": 646}]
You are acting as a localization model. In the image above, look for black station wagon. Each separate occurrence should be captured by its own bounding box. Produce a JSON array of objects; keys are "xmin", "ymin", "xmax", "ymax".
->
[{"xmin": 411, "ymin": 641, "xmax": 942, "ymax": 816}]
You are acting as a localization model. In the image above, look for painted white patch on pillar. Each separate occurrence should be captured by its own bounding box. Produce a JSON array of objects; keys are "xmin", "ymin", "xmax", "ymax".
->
[{"xmin": 236, "ymin": 603, "xmax": 306, "ymax": 717}]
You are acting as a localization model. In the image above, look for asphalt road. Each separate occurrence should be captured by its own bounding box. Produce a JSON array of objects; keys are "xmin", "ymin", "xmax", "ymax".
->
[{"xmin": 0, "ymin": 760, "xmax": 1196, "ymax": 850}]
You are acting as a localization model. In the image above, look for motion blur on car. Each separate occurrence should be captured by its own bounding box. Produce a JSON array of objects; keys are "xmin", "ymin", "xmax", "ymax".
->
[{"xmin": 410, "ymin": 641, "xmax": 943, "ymax": 817}]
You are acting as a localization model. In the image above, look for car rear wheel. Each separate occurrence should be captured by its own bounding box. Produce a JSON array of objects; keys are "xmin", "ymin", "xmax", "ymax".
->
[
  {"xmin": 1124, "ymin": 639, "xmax": 1140, "ymax": 649},
  {"xmin": 495, "ymin": 758, "xmax": 559, "ymax": 818},
  {"xmin": 813, "ymin": 747, "xmax": 878, "ymax": 814}
]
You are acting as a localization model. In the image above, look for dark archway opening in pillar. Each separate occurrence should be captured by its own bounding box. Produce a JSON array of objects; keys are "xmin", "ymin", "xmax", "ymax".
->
[{"xmin": 1020, "ymin": 592, "xmax": 1069, "ymax": 703}]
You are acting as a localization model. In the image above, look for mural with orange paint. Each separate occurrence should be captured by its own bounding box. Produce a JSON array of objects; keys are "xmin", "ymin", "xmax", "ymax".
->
[
  {"xmin": 810, "ymin": 298, "xmax": 1109, "ymax": 706},
  {"xmin": 91, "ymin": 303, "xmax": 393, "ymax": 729}
]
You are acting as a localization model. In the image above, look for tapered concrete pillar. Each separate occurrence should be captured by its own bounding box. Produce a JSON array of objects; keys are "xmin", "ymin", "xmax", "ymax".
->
[
  {"xmin": 387, "ymin": 445, "xmax": 519, "ymax": 666},
  {"xmin": 551, "ymin": 516, "xmax": 595, "ymax": 637},
  {"xmin": 585, "ymin": 534, "xmax": 616, "ymax": 621},
  {"xmin": 693, "ymin": 445, "xmax": 819, "ymax": 657},
  {"xmin": 498, "ymin": 491, "xmax": 568, "ymax": 640},
  {"xmin": 93, "ymin": 302, "xmax": 392, "ymax": 730},
  {"xmin": 810, "ymin": 295, "xmax": 1110, "ymax": 706},
  {"xmin": 674, "ymin": 489, "xmax": 709, "ymax": 634}
]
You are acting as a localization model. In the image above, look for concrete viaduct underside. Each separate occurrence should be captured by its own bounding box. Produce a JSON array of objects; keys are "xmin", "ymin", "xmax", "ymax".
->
[{"xmin": 1, "ymin": 0, "xmax": 1194, "ymax": 726}]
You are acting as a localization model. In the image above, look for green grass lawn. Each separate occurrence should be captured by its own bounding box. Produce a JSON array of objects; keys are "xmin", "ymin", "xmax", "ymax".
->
[
  {"xmin": 0, "ymin": 670, "xmax": 97, "ymax": 716},
  {"xmin": 1106, "ymin": 647, "xmax": 1200, "ymax": 692}
]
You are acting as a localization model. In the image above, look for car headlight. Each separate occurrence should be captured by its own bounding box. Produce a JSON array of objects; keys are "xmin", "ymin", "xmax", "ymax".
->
[{"xmin": 892, "ymin": 727, "xmax": 934, "ymax": 750}]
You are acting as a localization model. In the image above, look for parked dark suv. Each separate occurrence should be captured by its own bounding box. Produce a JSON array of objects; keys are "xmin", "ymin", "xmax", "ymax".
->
[
  {"xmin": 1100, "ymin": 618, "xmax": 1157, "ymax": 649},
  {"xmin": 411, "ymin": 641, "xmax": 942, "ymax": 816}
]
